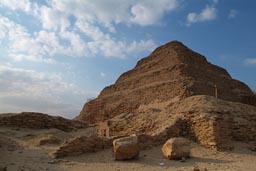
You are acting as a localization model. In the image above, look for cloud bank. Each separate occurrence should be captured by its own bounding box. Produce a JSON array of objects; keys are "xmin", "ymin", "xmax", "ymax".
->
[
  {"xmin": 0, "ymin": 64, "xmax": 97, "ymax": 118},
  {"xmin": 0, "ymin": 0, "xmax": 180, "ymax": 62}
]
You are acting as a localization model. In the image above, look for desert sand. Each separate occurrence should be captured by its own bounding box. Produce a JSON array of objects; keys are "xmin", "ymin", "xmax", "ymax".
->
[{"xmin": 1, "ymin": 126, "xmax": 255, "ymax": 171}]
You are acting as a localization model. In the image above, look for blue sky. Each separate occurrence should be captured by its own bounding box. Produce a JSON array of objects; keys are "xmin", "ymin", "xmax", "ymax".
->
[{"xmin": 0, "ymin": 0, "xmax": 255, "ymax": 118}]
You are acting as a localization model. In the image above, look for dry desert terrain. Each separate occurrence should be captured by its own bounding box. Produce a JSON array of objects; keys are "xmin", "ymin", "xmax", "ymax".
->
[{"xmin": 0, "ymin": 126, "xmax": 256, "ymax": 171}]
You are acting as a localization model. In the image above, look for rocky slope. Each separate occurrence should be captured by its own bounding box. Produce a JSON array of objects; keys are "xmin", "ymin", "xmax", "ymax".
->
[
  {"xmin": 76, "ymin": 41, "xmax": 253, "ymax": 123},
  {"xmin": 0, "ymin": 112, "xmax": 87, "ymax": 132}
]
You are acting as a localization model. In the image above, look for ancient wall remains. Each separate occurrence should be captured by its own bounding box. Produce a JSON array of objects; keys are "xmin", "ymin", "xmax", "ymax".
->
[{"xmin": 97, "ymin": 121, "xmax": 110, "ymax": 137}]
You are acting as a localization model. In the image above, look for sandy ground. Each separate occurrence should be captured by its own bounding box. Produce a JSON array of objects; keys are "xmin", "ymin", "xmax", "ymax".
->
[{"xmin": 0, "ymin": 126, "xmax": 256, "ymax": 171}]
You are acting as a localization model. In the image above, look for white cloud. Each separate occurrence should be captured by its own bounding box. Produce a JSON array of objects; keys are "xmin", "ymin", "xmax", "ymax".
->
[
  {"xmin": 49, "ymin": 0, "xmax": 178, "ymax": 27},
  {"xmin": 1, "ymin": 0, "xmax": 160, "ymax": 61},
  {"xmin": 39, "ymin": 5, "xmax": 70, "ymax": 32},
  {"xmin": 74, "ymin": 19, "xmax": 156, "ymax": 58},
  {"xmin": 58, "ymin": 30, "xmax": 89, "ymax": 57},
  {"xmin": 75, "ymin": 19, "xmax": 106, "ymax": 41},
  {"xmin": 10, "ymin": 54, "xmax": 56, "ymax": 64},
  {"xmin": 36, "ymin": 30, "xmax": 63, "ymax": 56},
  {"xmin": 244, "ymin": 58, "xmax": 256, "ymax": 65},
  {"xmin": 0, "ymin": 0, "xmax": 40, "ymax": 16},
  {"xmin": 0, "ymin": 65, "xmax": 83, "ymax": 97},
  {"xmin": 100, "ymin": 72, "xmax": 106, "ymax": 77},
  {"xmin": 0, "ymin": 16, "xmax": 59, "ymax": 63},
  {"xmin": 130, "ymin": 0, "xmax": 177, "ymax": 25},
  {"xmin": 0, "ymin": 0, "xmax": 32, "ymax": 12},
  {"xmin": 0, "ymin": 0, "xmax": 178, "ymax": 30},
  {"xmin": 0, "ymin": 65, "xmax": 94, "ymax": 118},
  {"xmin": 187, "ymin": 6, "xmax": 217, "ymax": 25},
  {"xmin": 228, "ymin": 9, "xmax": 237, "ymax": 19},
  {"xmin": 100, "ymin": 39, "xmax": 156, "ymax": 58}
]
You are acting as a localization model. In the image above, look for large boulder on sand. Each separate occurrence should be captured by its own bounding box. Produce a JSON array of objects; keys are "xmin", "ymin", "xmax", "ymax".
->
[
  {"xmin": 162, "ymin": 137, "xmax": 190, "ymax": 160},
  {"xmin": 113, "ymin": 135, "xmax": 140, "ymax": 160}
]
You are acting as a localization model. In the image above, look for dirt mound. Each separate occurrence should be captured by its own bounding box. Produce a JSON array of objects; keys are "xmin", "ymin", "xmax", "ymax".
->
[
  {"xmin": 0, "ymin": 112, "xmax": 87, "ymax": 132},
  {"xmin": 76, "ymin": 40, "xmax": 253, "ymax": 124}
]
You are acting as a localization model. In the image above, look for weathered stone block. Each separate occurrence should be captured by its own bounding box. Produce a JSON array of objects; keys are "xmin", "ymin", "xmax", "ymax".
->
[
  {"xmin": 113, "ymin": 135, "xmax": 140, "ymax": 160},
  {"xmin": 162, "ymin": 137, "xmax": 190, "ymax": 160}
]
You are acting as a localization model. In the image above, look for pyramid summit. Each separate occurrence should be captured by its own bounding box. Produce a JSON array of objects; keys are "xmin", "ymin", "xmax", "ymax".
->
[{"xmin": 75, "ymin": 40, "xmax": 253, "ymax": 123}]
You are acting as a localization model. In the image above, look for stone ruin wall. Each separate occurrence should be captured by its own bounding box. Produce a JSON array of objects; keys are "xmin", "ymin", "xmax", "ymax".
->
[
  {"xmin": 182, "ymin": 113, "xmax": 233, "ymax": 150},
  {"xmin": 97, "ymin": 121, "xmax": 110, "ymax": 137},
  {"xmin": 182, "ymin": 111, "xmax": 256, "ymax": 150},
  {"xmin": 126, "ymin": 110, "xmax": 256, "ymax": 151}
]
